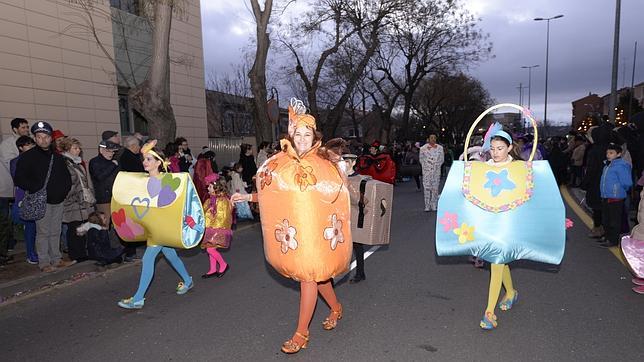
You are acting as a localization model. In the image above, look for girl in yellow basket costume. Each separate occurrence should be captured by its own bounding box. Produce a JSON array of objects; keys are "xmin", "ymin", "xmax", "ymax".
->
[
  {"xmin": 232, "ymin": 98, "xmax": 352, "ymax": 354},
  {"xmin": 117, "ymin": 141, "xmax": 194, "ymax": 309}
]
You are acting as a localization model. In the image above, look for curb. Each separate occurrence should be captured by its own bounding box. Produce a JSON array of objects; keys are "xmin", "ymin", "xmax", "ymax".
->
[
  {"xmin": 560, "ymin": 186, "xmax": 626, "ymax": 265},
  {"xmin": 0, "ymin": 260, "xmax": 140, "ymax": 307},
  {"xmin": 0, "ymin": 221, "xmax": 260, "ymax": 307}
]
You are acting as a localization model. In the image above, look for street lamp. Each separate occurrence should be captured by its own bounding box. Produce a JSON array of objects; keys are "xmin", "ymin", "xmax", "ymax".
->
[
  {"xmin": 520, "ymin": 65, "xmax": 539, "ymax": 109},
  {"xmin": 534, "ymin": 14, "xmax": 564, "ymax": 135}
]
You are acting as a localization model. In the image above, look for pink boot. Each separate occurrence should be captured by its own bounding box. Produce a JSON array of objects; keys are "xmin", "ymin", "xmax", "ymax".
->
[{"xmin": 632, "ymin": 285, "xmax": 644, "ymax": 294}]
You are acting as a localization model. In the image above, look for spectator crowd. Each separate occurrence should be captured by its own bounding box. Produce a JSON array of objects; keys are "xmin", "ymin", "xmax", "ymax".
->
[{"xmin": 1, "ymin": 115, "xmax": 642, "ymax": 285}]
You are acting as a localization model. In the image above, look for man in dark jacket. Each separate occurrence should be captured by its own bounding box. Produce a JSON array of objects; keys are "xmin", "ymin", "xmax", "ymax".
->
[
  {"xmin": 14, "ymin": 121, "xmax": 73, "ymax": 272},
  {"xmin": 582, "ymin": 124, "xmax": 613, "ymax": 239},
  {"xmin": 119, "ymin": 136, "xmax": 144, "ymax": 172},
  {"xmin": 89, "ymin": 140, "xmax": 120, "ymax": 225}
]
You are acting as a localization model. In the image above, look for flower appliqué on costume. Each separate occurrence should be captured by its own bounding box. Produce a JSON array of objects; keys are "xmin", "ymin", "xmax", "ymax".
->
[
  {"xmin": 439, "ymin": 212, "xmax": 459, "ymax": 232},
  {"xmin": 323, "ymin": 214, "xmax": 345, "ymax": 250},
  {"xmin": 260, "ymin": 160, "xmax": 278, "ymax": 190},
  {"xmin": 565, "ymin": 218, "xmax": 573, "ymax": 229},
  {"xmin": 275, "ymin": 219, "xmax": 298, "ymax": 254},
  {"xmin": 294, "ymin": 165, "xmax": 317, "ymax": 191},
  {"xmin": 483, "ymin": 169, "xmax": 515, "ymax": 197},
  {"xmin": 453, "ymin": 222, "xmax": 475, "ymax": 244}
]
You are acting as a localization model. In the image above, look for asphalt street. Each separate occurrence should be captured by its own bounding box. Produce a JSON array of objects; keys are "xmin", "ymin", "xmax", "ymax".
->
[{"xmin": 1, "ymin": 181, "xmax": 642, "ymax": 361}]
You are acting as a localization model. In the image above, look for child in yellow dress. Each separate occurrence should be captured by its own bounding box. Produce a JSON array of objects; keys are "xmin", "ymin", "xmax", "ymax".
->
[{"xmin": 201, "ymin": 173, "xmax": 234, "ymax": 278}]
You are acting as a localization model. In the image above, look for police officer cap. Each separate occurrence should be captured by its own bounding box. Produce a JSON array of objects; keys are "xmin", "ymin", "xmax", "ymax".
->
[{"xmin": 31, "ymin": 121, "xmax": 53, "ymax": 135}]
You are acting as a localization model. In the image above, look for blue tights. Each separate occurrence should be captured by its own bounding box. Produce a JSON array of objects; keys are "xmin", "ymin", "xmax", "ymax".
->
[{"xmin": 132, "ymin": 246, "xmax": 191, "ymax": 302}]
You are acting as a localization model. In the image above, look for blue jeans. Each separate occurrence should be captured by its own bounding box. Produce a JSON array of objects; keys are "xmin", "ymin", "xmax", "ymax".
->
[{"xmin": 12, "ymin": 202, "xmax": 38, "ymax": 262}]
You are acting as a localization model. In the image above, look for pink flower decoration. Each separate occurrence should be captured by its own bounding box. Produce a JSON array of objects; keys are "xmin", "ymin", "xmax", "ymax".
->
[
  {"xmin": 439, "ymin": 212, "xmax": 459, "ymax": 232},
  {"xmin": 565, "ymin": 218, "xmax": 574, "ymax": 229}
]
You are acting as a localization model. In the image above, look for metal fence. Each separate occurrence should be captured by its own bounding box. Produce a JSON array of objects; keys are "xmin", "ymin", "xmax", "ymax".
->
[{"xmin": 208, "ymin": 137, "xmax": 245, "ymax": 169}]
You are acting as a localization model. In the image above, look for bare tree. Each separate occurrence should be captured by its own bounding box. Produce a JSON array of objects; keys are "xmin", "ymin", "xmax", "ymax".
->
[
  {"xmin": 248, "ymin": 0, "xmax": 275, "ymax": 145},
  {"xmin": 64, "ymin": 0, "xmax": 187, "ymax": 145},
  {"xmin": 374, "ymin": 0, "xmax": 491, "ymax": 140},
  {"xmin": 412, "ymin": 73, "xmax": 493, "ymax": 145},
  {"xmin": 280, "ymin": 0, "xmax": 406, "ymax": 138},
  {"xmin": 128, "ymin": 0, "xmax": 180, "ymax": 145}
]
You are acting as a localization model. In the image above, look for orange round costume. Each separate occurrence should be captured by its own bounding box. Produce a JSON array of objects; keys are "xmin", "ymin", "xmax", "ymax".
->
[{"xmin": 255, "ymin": 112, "xmax": 352, "ymax": 282}]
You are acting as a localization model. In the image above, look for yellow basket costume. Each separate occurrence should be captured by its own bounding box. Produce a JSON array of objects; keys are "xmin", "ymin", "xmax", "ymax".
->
[{"xmin": 111, "ymin": 172, "xmax": 205, "ymax": 249}]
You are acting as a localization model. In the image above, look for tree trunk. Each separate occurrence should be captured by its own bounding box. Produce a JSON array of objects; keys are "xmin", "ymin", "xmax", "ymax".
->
[
  {"xmin": 400, "ymin": 92, "xmax": 413, "ymax": 139},
  {"xmin": 249, "ymin": 0, "xmax": 274, "ymax": 146},
  {"xmin": 129, "ymin": 1, "xmax": 176, "ymax": 146},
  {"xmin": 322, "ymin": 31, "xmax": 380, "ymax": 139}
]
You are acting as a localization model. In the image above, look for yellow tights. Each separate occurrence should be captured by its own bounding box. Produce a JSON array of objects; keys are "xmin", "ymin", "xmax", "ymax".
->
[{"xmin": 486, "ymin": 263, "xmax": 516, "ymax": 315}]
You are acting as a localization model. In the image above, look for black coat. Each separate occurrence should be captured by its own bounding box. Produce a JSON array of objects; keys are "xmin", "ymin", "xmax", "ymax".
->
[
  {"xmin": 87, "ymin": 228, "xmax": 123, "ymax": 263},
  {"xmin": 89, "ymin": 154, "xmax": 120, "ymax": 204},
  {"xmin": 582, "ymin": 125, "xmax": 613, "ymax": 209},
  {"xmin": 14, "ymin": 146, "xmax": 71, "ymax": 204},
  {"xmin": 119, "ymin": 148, "xmax": 144, "ymax": 172},
  {"xmin": 239, "ymin": 154, "xmax": 257, "ymax": 185}
]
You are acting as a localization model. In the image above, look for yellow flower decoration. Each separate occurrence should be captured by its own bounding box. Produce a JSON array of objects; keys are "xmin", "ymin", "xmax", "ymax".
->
[{"xmin": 453, "ymin": 222, "xmax": 475, "ymax": 244}]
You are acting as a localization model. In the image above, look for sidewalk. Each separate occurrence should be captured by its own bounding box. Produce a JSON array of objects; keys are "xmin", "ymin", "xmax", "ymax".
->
[
  {"xmin": 0, "ymin": 243, "xmax": 140, "ymax": 306},
  {"xmin": 0, "ymin": 219, "xmax": 259, "ymax": 306}
]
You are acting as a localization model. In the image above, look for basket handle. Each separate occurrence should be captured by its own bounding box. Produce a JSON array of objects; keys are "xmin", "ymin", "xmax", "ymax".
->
[{"xmin": 463, "ymin": 103, "xmax": 539, "ymax": 162}]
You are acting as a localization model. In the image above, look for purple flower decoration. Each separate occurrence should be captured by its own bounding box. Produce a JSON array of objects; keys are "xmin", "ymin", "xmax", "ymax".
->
[{"xmin": 483, "ymin": 169, "xmax": 515, "ymax": 197}]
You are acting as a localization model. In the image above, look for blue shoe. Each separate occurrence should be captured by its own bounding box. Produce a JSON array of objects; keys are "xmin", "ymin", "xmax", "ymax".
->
[
  {"xmin": 498, "ymin": 290, "xmax": 518, "ymax": 311},
  {"xmin": 117, "ymin": 297, "xmax": 144, "ymax": 309},
  {"xmin": 176, "ymin": 277, "xmax": 193, "ymax": 295},
  {"xmin": 479, "ymin": 312, "xmax": 497, "ymax": 330}
]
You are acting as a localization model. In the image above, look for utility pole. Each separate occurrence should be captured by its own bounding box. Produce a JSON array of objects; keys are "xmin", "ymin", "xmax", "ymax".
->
[
  {"xmin": 521, "ymin": 65, "xmax": 539, "ymax": 110},
  {"xmin": 609, "ymin": 0, "xmax": 621, "ymax": 123},
  {"xmin": 628, "ymin": 41, "xmax": 638, "ymax": 123},
  {"xmin": 517, "ymin": 83, "xmax": 528, "ymax": 132}
]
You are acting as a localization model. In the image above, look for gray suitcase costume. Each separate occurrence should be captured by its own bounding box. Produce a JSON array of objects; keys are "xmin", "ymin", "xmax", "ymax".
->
[{"xmin": 348, "ymin": 175, "xmax": 393, "ymax": 245}]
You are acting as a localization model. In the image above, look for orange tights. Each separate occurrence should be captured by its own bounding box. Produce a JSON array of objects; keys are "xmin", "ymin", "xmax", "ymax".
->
[{"xmin": 295, "ymin": 280, "xmax": 340, "ymax": 335}]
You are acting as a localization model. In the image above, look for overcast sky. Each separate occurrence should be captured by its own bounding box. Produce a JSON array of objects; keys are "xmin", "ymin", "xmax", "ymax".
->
[{"xmin": 200, "ymin": 0, "xmax": 644, "ymax": 126}]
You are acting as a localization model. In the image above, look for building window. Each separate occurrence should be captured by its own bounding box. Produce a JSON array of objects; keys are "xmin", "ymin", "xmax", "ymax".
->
[
  {"xmin": 118, "ymin": 87, "xmax": 147, "ymax": 135},
  {"xmin": 110, "ymin": 0, "xmax": 139, "ymax": 15},
  {"xmin": 118, "ymin": 91, "xmax": 131, "ymax": 134}
]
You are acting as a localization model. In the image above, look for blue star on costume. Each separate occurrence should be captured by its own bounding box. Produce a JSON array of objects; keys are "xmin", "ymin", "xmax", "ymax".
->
[{"xmin": 484, "ymin": 169, "xmax": 515, "ymax": 197}]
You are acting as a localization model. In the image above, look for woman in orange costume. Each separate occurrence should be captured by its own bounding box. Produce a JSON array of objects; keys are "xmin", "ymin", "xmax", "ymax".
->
[{"xmin": 232, "ymin": 99, "xmax": 352, "ymax": 354}]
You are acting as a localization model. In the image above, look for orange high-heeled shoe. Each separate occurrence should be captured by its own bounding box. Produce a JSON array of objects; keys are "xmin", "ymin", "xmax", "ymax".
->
[
  {"xmin": 322, "ymin": 304, "xmax": 343, "ymax": 330},
  {"xmin": 281, "ymin": 331, "xmax": 309, "ymax": 354}
]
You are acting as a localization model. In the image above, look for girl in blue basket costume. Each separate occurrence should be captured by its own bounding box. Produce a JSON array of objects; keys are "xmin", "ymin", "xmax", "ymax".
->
[
  {"xmin": 117, "ymin": 141, "xmax": 194, "ymax": 309},
  {"xmin": 436, "ymin": 104, "xmax": 566, "ymax": 330},
  {"xmin": 478, "ymin": 127, "xmax": 520, "ymax": 329}
]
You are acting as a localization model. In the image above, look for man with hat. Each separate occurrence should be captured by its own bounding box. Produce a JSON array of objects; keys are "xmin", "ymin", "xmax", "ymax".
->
[
  {"xmin": 89, "ymin": 139, "xmax": 121, "ymax": 228},
  {"xmin": 101, "ymin": 130, "xmax": 120, "ymax": 145},
  {"xmin": 14, "ymin": 121, "xmax": 73, "ymax": 272}
]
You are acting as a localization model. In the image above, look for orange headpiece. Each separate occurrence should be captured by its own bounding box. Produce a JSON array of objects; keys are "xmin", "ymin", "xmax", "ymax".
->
[{"xmin": 288, "ymin": 98, "xmax": 316, "ymax": 130}]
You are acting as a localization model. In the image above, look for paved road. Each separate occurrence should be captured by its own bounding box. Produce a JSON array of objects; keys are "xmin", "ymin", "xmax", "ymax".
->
[{"xmin": 1, "ymin": 181, "xmax": 642, "ymax": 361}]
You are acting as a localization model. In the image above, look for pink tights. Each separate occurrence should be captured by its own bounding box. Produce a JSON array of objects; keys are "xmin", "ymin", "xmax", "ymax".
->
[{"xmin": 206, "ymin": 248, "xmax": 227, "ymax": 274}]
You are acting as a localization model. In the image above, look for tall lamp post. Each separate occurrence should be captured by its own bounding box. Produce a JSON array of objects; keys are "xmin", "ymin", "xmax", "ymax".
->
[
  {"xmin": 520, "ymin": 64, "xmax": 539, "ymax": 109},
  {"xmin": 521, "ymin": 64, "xmax": 539, "ymax": 132},
  {"xmin": 534, "ymin": 14, "xmax": 564, "ymax": 136}
]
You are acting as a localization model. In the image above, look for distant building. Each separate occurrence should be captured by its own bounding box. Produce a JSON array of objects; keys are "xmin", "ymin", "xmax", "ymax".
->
[{"xmin": 571, "ymin": 93, "xmax": 602, "ymax": 131}]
